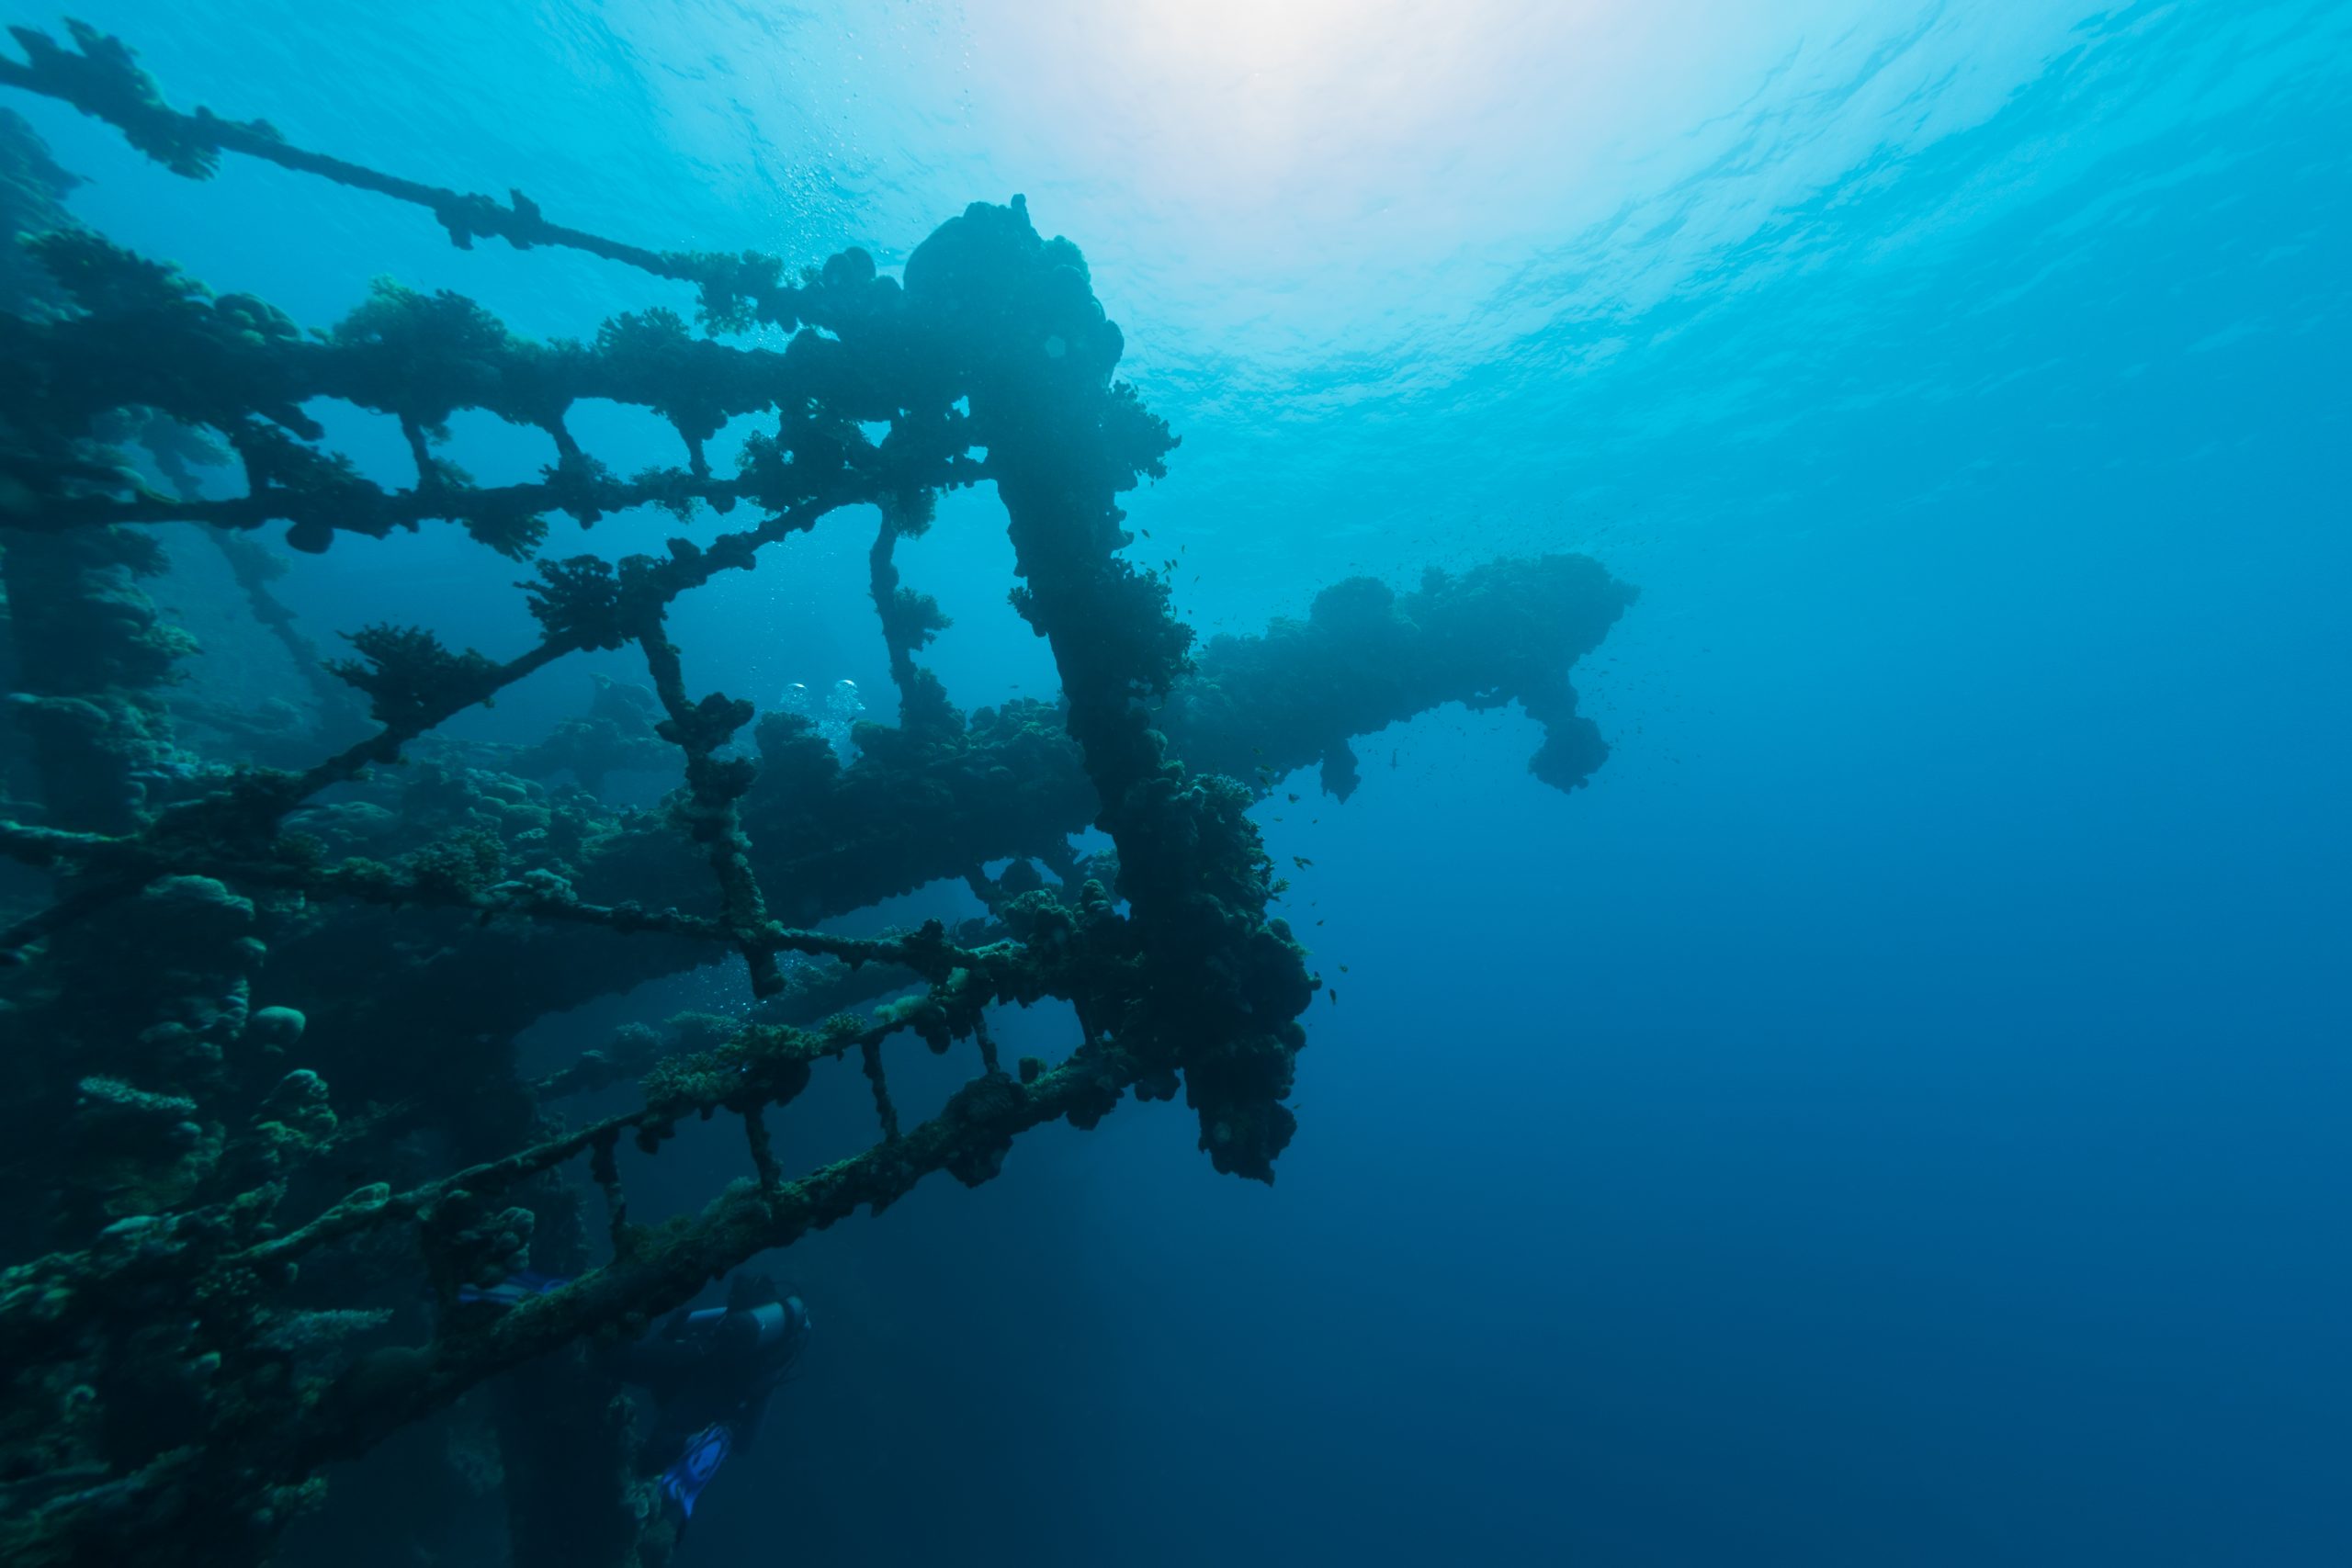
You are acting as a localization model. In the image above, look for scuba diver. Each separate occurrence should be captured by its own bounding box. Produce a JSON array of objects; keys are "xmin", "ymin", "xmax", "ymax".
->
[
  {"xmin": 461, "ymin": 1269, "xmax": 811, "ymax": 1531},
  {"xmin": 614, "ymin": 1271, "xmax": 812, "ymax": 1526}
]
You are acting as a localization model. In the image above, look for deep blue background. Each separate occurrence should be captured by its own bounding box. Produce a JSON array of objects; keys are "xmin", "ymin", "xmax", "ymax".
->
[{"xmin": 9, "ymin": 1, "xmax": 2347, "ymax": 1562}]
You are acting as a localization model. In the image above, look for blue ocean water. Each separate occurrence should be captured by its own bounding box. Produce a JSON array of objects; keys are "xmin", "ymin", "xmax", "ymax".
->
[{"xmin": 11, "ymin": 1, "xmax": 2347, "ymax": 1562}]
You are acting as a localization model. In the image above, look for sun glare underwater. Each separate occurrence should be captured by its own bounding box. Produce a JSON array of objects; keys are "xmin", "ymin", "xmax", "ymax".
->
[{"xmin": 0, "ymin": 2, "xmax": 2345, "ymax": 1565}]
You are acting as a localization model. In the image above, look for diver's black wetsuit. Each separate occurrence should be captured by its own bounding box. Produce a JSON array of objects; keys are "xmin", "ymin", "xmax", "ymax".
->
[
  {"xmin": 613, "ymin": 1280, "xmax": 810, "ymax": 1493},
  {"xmin": 458, "ymin": 1269, "xmax": 809, "ymax": 1530}
]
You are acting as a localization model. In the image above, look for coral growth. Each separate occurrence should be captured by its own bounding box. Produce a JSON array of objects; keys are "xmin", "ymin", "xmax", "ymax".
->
[{"xmin": 0, "ymin": 25, "xmax": 1635, "ymax": 1568}]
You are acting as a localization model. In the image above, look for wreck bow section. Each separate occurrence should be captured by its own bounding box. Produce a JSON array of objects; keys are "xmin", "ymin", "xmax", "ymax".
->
[{"xmin": 0, "ymin": 23, "xmax": 1635, "ymax": 1568}]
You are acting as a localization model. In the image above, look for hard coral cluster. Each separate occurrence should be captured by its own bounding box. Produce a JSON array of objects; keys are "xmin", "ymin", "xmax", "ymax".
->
[{"xmin": 0, "ymin": 23, "xmax": 1636, "ymax": 1568}]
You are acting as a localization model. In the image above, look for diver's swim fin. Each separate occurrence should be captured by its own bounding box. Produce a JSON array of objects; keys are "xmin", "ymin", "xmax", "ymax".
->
[
  {"xmin": 661, "ymin": 1423, "xmax": 734, "ymax": 1520},
  {"xmin": 454, "ymin": 1269, "xmax": 570, "ymax": 1308}
]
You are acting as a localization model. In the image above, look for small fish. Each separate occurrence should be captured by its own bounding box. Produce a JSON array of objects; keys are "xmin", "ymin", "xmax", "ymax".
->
[
  {"xmin": 1328, "ymin": 987, "xmax": 1338, "ymax": 1004},
  {"xmin": 1286, "ymin": 793, "xmax": 1300, "ymax": 803},
  {"xmin": 1291, "ymin": 855, "xmax": 1313, "ymax": 868},
  {"xmin": 1339, "ymin": 964, "xmax": 1349, "ymax": 973}
]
